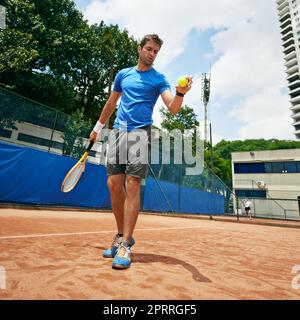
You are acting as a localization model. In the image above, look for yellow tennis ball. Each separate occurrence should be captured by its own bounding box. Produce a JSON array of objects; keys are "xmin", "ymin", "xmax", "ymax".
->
[{"xmin": 177, "ymin": 76, "xmax": 188, "ymax": 87}]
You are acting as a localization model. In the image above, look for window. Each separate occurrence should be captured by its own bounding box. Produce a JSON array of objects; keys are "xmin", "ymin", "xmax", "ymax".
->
[
  {"xmin": 18, "ymin": 133, "xmax": 51, "ymax": 147},
  {"xmin": 271, "ymin": 162, "xmax": 285, "ymax": 173},
  {"xmin": 17, "ymin": 133, "xmax": 63, "ymax": 150},
  {"xmin": 235, "ymin": 189, "xmax": 266, "ymax": 198},
  {"xmin": 0, "ymin": 128, "xmax": 12, "ymax": 138},
  {"xmin": 234, "ymin": 163, "xmax": 249, "ymax": 173},
  {"xmin": 285, "ymin": 161, "xmax": 297, "ymax": 173},
  {"xmin": 249, "ymin": 162, "xmax": 264, "ymax": 173},
  {"xmin": 264, "ymin": 162, "xmax": 273, "ymax": 173},
  {"xmin": 234, "ymin": 162, "xmax": 265, "ymax": 173},
  {"xmin": 51, "ymin": 141, "xmax": 64, "ymax": 151},
  {"xmin": 234, "ymin": 161, "xmax": 300, "ymax": 173}
]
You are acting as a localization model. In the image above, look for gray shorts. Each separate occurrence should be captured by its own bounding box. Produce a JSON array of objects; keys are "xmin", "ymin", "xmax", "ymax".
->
[{"xmin": 106, "ymin": 126, "xmax": 151, "ymax": 179}]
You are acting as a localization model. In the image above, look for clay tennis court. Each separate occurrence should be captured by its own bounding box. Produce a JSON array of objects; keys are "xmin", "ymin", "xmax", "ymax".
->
[{"xmin": 0, "ymin": 207, "xmax": 300, "ymax": 300}]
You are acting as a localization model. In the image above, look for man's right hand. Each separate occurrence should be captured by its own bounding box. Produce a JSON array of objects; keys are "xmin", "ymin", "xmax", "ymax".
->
[
  {"xmin": 90, "ymin": 120, "xmax": 105, "ymax": 142},
  {"xmin": 89, "ymin": 130, "xmax": 97, "ymax": 142}
]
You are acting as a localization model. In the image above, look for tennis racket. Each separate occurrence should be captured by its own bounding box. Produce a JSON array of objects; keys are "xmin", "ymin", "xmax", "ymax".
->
[{"xmin": 61, "ymin": 140, "xmax": 94, "ymax": 193}]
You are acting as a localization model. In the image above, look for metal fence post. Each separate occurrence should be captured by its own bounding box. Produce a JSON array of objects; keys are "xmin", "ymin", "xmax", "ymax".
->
[
  {"xmin": 236, "ymin": 195, "xmax": 240, "ymax": 222},
  {"xmin": 48, "ymin": 111, "xmax": 58, "ymax": 152}
]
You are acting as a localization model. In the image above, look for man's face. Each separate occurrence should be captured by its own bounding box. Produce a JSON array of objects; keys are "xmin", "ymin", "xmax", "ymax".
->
[{"xmin": 138, "ymin": 39, "xmax": 161, "ymax": 66}]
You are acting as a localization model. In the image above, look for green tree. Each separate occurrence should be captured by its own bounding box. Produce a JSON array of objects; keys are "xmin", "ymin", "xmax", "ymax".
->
[
  {"xmin": 0, "ymin": 0, "xmax": 89, "ymax": 111},
  {"xmin": 159, "ymin": 105, "xmax": 235, "ymax": 188},
  {"xmin": 0, "ymin": 0, "xmax": 39, "ymax": 73},
  {"xmin": 62, "ymin": 108, "xmax": 92, "ymax": 158},
  {"xmin": 0, "ymin": 0, "xmax": 138, "ymax": 120},
  {"xmin": 204, "ymin": 144, "xmax": 231, "ymax": 188},
  {"xmin": 158, "ymin": 105, "xmax": 203, "ymax": 184},
  {"xmin": 73, "ymin": 23, "xmax": 138, "ymax": 122},
  {"xmin": 160, "ymin": 105, "xmax": 199, "ymax": 132},
  {"xmin": 0, "ymin": 29, "xmax": 38, "ymax": 73}
]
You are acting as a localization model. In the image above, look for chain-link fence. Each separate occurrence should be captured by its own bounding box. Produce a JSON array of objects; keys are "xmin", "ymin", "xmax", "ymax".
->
[
  {"xmin": 1, "ymin": 86, "xmax": 234, "ymax": 215},
  {"xmin": 235, "ymin": 197, "xmax": 300, "ymax": 220},
  {"xmin": 3, "ymin": 87, "xmax": 299, "ymax": 220},
  {"xmin": 142, "ymin": 132, "xmax": 235, "ymax": 215},
  {"xmin": 233, "ymin": 178, "xmax": 300, "ymax": 220},
  {"xmin": 0, "ymin": 86, "xmax": 96, "ymax": 159}
]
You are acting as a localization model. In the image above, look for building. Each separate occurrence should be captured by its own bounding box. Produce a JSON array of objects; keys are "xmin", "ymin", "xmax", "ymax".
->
[
  {"xmin": 232, "ymin": 149, "xmax": 300, "ymax": 219},
  {"xmin": 277, "ymin": 0, "xmax": 300, "ymax": 139},
  {"xmin": 0, "ymin": 87, "xmax": 103, "ymax": 164}
]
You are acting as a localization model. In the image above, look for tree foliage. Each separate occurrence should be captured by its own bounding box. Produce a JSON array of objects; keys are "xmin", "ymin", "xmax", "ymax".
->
[
  {"xmin": 62, "ymin": 108, "xmax": 92, "ymax": 158},
  {"xmin": 214, "ymin": 139, "xmax": 300, "ymax": 160},
  {"xmin": 0, "ymin": 0, "xmax": 138, "ymax": 123},
  {"xmin": 160, "ymin": 105, "xmax": 199, "ymax": 133},
  {"xmin": 159, "ymin": 105, "xmax": 300, "ymax": 189}
]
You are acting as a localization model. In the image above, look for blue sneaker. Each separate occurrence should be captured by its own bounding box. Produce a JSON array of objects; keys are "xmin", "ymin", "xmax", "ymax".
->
[
  {"xmin": 112, "ymin": 239, "xmax": 135, "ymax": 269},
  {"xmin": 102, "ymin": 234, "xmax": 123, "ymax": 258}
]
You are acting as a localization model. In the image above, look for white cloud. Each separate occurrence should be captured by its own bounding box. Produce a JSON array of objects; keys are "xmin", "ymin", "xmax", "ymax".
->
[
  {"xmin": 82, "ymin": 0, "xmax": 294, "ymax": 141},
  {"xmin": 210, "ymin": 2, "xmax": 286, "ymax": 99},
  {"xmin": 197, "ymin": 121, "xmax": 224, "ymax": 145},
  {"xmin": 211, "ymin": 131, "xmax": 224, "ymax": 145},
  {"xmin": 83, "ymin": 0, "xmax": 261, "ymax": 69},
  {"xmin": 229, "ymin": 86, "xmax": 294, "ymax": 140}
]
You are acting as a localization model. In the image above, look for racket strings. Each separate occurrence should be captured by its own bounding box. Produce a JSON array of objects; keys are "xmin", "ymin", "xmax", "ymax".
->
[{"xmin": 62, "ymin": 163, "xmax": 84, "ymax": 192}]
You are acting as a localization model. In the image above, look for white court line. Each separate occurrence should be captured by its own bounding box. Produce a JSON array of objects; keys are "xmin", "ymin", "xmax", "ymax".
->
[{"xmin": 0, "ymin": 226, "xmax": 204, "ymax": 240}]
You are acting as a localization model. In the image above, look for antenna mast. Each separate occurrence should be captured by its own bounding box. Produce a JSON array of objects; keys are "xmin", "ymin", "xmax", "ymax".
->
[{"xmin": 201, "ymin": 73, "xmax": 211, "ymax": 142}]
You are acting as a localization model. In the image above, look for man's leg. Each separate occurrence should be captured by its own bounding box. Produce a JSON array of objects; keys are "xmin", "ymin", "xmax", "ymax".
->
[
  {"xmin": 107, "ymin": 174, "xmax": 126, "ymax": 234},
  {"xmin": 112, "ymin": 127, "xmax": 149, "ymax": 268},
  {"xmin": 123, "ymin": 175, "xmax": 141, "ymax": 243},
  {"xmin": 111, "ymin": 175, "xmax": 140, "ymax": 269},
  {"xmin": 102, "ymin": 174, "xmax": 126, "ymax": 258}
]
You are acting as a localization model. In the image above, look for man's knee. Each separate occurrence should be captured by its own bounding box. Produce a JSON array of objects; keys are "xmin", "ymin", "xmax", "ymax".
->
[
  {"xmin": 126, "ymin": 176, "xmax": 141, "ymax": 190},
  {"xmin": 107, "ymin": 175, "xmax": 124, "ymax": 193}
]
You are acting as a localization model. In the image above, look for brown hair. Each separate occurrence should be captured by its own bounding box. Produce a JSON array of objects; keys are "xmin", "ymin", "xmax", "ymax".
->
[{"xmin": 139, "ymin": 34, "xmax": 163, "ymax": 48}]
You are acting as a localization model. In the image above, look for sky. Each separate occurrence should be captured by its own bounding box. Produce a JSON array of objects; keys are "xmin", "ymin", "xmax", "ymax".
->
[{"xmin": 74, "ymin": 0, "xmax": 295, "ymax": 143}]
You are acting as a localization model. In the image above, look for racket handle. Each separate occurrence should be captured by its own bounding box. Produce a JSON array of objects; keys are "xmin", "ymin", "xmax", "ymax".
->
[{"xmin": 87, "ymin": 140, "xmax": 94, "ymax": 152}]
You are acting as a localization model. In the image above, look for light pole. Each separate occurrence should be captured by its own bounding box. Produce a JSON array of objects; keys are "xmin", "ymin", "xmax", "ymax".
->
[{"xmin": 201, "ymin": 73, "xmax": 211, "ymax": 143}]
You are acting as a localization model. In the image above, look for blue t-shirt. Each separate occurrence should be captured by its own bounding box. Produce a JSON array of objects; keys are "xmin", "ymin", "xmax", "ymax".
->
[{"xmin": 113, "ymin": 66, "xmax": 171, "ymax": 131}]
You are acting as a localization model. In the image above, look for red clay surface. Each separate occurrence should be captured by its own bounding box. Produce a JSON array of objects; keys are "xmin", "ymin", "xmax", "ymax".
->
[{"xmin": 0, "ymin": 208, "xmax": 300, "ymax": 300}]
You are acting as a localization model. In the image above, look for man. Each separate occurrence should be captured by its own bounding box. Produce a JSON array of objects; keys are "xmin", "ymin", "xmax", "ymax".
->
[
  {"xmin": 243, "ymin": 198, "xmax": 252, "ymax": 219},
  {"xmin": 90, "ymin": 34, "xmax": 192, "ymax": 269}
]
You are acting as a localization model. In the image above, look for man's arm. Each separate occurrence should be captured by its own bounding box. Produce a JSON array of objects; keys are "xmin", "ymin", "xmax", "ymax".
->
[
  {"xmin": 98, "ymin": 91, "xmax": 122, "ymax": 124},
  {"xmin": 161, "ymin": 76, "xmax": 192, "ymax": 115},
  {"xmin": 90, "ymin": 91, "xmax": 122, "ymax": 141}
]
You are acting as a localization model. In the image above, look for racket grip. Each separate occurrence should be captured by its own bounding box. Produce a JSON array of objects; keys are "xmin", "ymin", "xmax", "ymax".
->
[{"xmin": 87, "ymin": 140, "xmax": 94, "ymax": 152}]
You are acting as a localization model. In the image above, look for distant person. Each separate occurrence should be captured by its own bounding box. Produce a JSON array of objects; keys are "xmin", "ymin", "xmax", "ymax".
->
[{"xmin": 243, "ymin": 199, "xmax": 252, "ymax": 219}]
